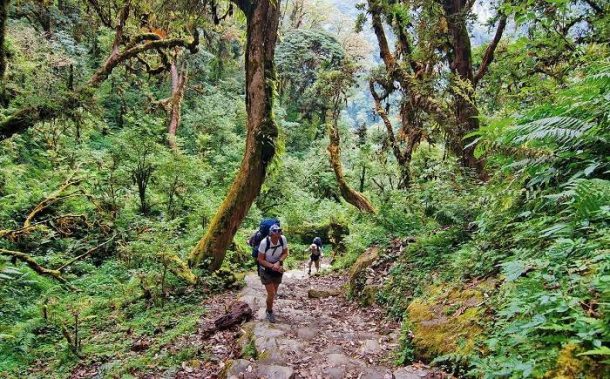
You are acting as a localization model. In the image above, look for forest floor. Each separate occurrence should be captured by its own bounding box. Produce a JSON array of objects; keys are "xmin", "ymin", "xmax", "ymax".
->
[
  {"xmin": 70, "ymin": 259, "xmax": 447, "ymax": 378},
  {"xmin": 175, "ymin": 259, "xmax": 446, "ymax": 379}
]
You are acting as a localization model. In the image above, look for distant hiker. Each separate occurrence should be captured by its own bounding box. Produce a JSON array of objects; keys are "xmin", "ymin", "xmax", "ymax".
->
[
  {"xmin": 257, "ymin": 224, "xmax": 288, "ymax": 323},
  {"xmin": 308, "ymin": 237, "xmax": 323, "ymax": 275}
]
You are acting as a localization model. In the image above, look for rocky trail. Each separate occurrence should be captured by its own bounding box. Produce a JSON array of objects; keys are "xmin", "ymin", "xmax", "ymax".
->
[{"xmin": 218, "ymin": 259, "xmax": 445, "ymax": 379}]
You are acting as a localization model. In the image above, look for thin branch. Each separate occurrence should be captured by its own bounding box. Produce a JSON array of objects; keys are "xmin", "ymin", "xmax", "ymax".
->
[
  {"xmin": 24, "ymin": 172, "xmax": 80, "ymax": 228},
  {"xmin": 85, "ymin": 0, "xmax": 113, "ymax": 27},
  {"xmin": 394, "ymin": 13, "xmax": 419, "ymax": 73},
  {"xmin": 583, "ymin": 0, "xmax": 603, "ymax": 15},
  {"xmin": 474, "ymin": 14, "xmax": 507, "ymax": 86},
  {"xmin": 369, "ymin": 79, "xmax": 402, "ymax": 163},
  {"xmin": 57, "ymin": 234, "xmax": 116, "ymax": 272}
]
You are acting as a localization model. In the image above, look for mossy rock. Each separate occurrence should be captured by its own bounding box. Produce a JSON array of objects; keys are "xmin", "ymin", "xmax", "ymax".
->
[
  {"xmin": 361, "ymin": 285, "xmax": 381, "ymax": 306},
  {"xmin": 406, "ymin": 279, "xmax": 495, "ymax": 361},
  {"xmin": 307, "ymin": 287, "xmax": 343, "ymax": 298},
  {"xmin": 348, "ymin": 246, "xmax": 379, "ymax": 297}
]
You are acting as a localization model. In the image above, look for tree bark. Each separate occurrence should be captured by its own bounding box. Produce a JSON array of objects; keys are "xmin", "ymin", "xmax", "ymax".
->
[
  {"xmin": 188, "ymin": 0, "xmax": 281, "ymax": 270},
  {"xmin": 167, "ymin": 59, "xmax": 187, "ymax": 150},
  {"xmin": 0, "ymin": 0, "xmax": 9, "ymax": 97},
  {"xmin": 327, "ymin": 109, "xmax": 375, "ymax": 213},
  {"xmin": 442, "ymin": 0, "xmax": 499, "ymax": 179}
]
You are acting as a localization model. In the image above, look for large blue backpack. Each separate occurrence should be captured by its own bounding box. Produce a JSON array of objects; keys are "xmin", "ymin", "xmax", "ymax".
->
[{"xmin": 248, "ymin": 218, "xmax": 281, "ymax": 258}]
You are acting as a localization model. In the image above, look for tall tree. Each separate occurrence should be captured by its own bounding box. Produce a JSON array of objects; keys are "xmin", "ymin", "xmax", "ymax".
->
[
  {"xmin": 366, "ymin": 0, "xmax": 445, "ymax": 187},
  {"xmin": 321, "ymin": 66, "xmax": 376, "ymax": 213},
  {"xmin": 188, "ymin": 0, "xmax": 282, "ymax": 270},
  {"xmin": 439, "ymin": 0, "xmax": 507, "ymax": 178}
]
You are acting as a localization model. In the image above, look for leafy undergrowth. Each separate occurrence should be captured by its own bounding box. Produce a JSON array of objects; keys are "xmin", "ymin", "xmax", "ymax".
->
[
  {"xmin": 0, "ymin": 257, "xmax": 246, "ymax": 378},
  {"xmin": 370, "ymin": 64, "xmax": 610, "ymax": 378}
]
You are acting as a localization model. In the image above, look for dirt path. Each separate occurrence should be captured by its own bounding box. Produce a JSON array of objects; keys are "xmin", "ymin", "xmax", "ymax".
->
[{"xmin": 225, "ymin": 259, "xmax": 442, "ymax": 379}]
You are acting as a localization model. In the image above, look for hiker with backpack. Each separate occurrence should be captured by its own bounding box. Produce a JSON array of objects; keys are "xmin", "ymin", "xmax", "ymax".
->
[
  {"xmin": 257, "ymin": 224, "xmax": 288, "ymax": 323},
  {"xmin": 308, "ymin": 237, "xmax": 323, "ymax": 275},
  {"xmin": 247, "ymin": 219, "xmax": 288, "ymax": 323}
]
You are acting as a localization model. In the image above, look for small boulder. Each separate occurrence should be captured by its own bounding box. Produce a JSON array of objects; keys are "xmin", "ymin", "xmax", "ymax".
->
[
  {"xmin": 297, "ymin": 326, "xmax": 317, "ymax": 340},
  {"xmin": 359, "ymin": 339, "xmax": 382, "ymax": 355},
  {"xmin": 307, "ymin": 287, "xmax": 342, "ymax": 298},
  {"xmin": 224, "ymin": 359, "xmax": 254, "ymax": 379},
  {"xmin": 348, "ymin": 246, "xmax": 380, "ymax": 296},
  {"xmin": 393, "ymin": 366, "xmax": 431, "ymax": 379}
]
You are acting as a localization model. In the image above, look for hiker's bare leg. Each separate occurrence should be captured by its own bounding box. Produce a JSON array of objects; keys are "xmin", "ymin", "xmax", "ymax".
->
[
  {"xmin": 265, "ymin": 283, "xmax": 276, "ymax": 311},
  {"xmin": 308, "ymin": 260, "xmax": 313, "ymax": 273},
  {"xmin": 273, "ymin": 282, "xmax": 280, "ymax": 299},
  {"xmin": 315, "ymin": 259, "xmax": 320, "ymax": 272}
]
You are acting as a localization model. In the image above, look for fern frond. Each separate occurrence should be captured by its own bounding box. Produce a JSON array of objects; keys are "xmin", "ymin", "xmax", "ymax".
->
[
  {"xmin": 510, "ymin": 116, "xmax": 594, "ymax": 145},
  {"xmin": 567, "ymin": 178, "xmax": 610, "ymax": 219}
]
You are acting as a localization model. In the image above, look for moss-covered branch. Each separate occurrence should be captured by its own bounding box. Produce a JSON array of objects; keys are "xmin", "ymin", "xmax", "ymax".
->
[
  {"xmin": 0, "ymin": 9, "xmax": 198, "ymax": 142},
  {"xmin": 0, "ymin": 248, "xmax": 66, "ymax": 283}
]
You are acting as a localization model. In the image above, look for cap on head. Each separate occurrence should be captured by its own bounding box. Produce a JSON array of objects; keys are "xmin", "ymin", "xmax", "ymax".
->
[{"xmin": 270, "ymin": 224, "xmax": 281, "ymax": 233}]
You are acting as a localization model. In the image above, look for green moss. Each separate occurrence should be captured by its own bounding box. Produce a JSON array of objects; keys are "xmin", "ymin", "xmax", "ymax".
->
[
  {"xmin": 544, "ymin": 343, "xmax": 605, "ymax": 379},
  {"xmin": 404, "ymin": 281, "xmax": 492, "ymax": 363},
  {"xmin": 347, "ymin": 246, "xmax": 379, "ymax": 298}
]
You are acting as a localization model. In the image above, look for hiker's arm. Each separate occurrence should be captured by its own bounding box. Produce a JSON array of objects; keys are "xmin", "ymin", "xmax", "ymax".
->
[
  {"xmin": 257, "ymin": 241, "xmax": 274, "ymax": 269},
  {"xmin": 257, "ymin": 252, "xmax": 274, "ymax": 269},
  {"xmin": 279, "ymin": 246, "xmax": 289, "ymax": 263}
]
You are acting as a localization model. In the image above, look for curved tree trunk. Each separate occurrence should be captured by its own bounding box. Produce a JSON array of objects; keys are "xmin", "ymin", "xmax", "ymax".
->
[
  {"xmin": 188, "ymin": 0, "xmax": 281, "ymax": 270},
  {"xmin": 327, "ymin": 109, "xmax": 375, "ymax": 214}
]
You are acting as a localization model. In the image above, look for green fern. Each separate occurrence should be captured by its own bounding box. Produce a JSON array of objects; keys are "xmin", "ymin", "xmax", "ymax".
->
[
  {"xmin": 0, "ymin": 257, "xmax": 21, "ymax": 282},
  {"xmin": 568, "ymin": 178, "xmax": 610, "ymax": 219},
  {"xmin": 511, "ymin": 116, "xmax": 594, "ymax": 145}
]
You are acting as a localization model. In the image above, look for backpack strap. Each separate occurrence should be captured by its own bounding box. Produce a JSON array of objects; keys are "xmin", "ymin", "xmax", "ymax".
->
[{"xmin": 264, "ymin": 236, "xmax": 284, "ymax": 258}]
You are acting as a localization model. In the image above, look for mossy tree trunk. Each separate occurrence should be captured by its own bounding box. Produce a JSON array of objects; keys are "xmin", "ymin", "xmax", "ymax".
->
[
  {"xmin": 327, "ymin": 108, "xmax": 376, "ymax": 214},
  {"xmin": 187, "ymin": 0, "xmax": 281, "ymax": 270},
  {"xmin": 0, "ymin": 0, "xmax": 9, "ymax": 105},
  {"xmin": 441, "ymin": 0, "xmax": 506, "ymax": 180}
]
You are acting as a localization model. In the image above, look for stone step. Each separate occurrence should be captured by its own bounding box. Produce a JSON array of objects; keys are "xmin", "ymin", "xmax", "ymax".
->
[{"xmin": 225, "ymin": 359, "xmax": 295, "ymax": 379}]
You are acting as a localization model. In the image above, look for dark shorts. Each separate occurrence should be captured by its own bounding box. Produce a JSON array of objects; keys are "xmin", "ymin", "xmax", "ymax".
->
[
  {"xmin": 310, "ymin": 254, "xmax": 320, "ymax": 261},
  {"xmin": 260, "ymin": 267, "xmax": 283, "ymax": 285}
]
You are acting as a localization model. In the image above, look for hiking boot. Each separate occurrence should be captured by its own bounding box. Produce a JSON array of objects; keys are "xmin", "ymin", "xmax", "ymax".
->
[
  {"xmin": 266, "ymin": 310, "xmax": 276, "ymax": 323},
  {"xmin": 308, "ymin": 269, "xmax": 311, "ymax": 275}
]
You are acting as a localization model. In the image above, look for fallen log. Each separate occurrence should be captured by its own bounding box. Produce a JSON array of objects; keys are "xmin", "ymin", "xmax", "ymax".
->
[
  {"xmin": 215, "ymin": 301, "xmax": 253, "ymax": 330},
  {"xmin": 200, "ymin": 301, "xmax": 253, "ymax": 339}
]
